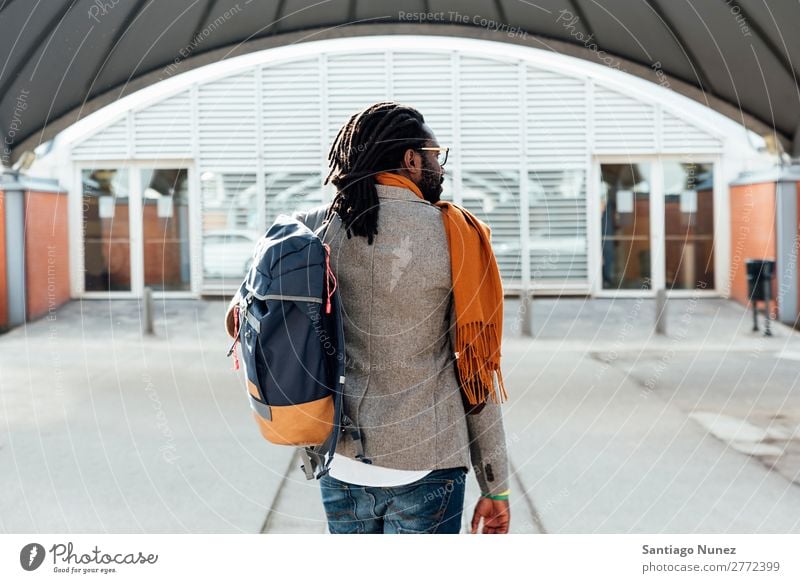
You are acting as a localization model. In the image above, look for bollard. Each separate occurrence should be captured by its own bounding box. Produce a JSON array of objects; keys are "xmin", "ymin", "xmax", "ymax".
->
[
  {"xmin": 143, "ymin": 286, "xmax": 154, "ymax": 335},
  {"xmin": 521, "ymin": 290, "xmax": 533, "ymax": 337},
  {"xmin": 655, "ymin": 289, "xmax": 667, "ymax": 335},
  {"xmin": 763, "ymin": 274, "xmax": 773, "ymax": 337}
]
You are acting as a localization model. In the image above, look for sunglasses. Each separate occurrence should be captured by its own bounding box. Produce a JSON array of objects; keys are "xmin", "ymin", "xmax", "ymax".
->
[{"xmin": 416, "ymin": 147, "xmax": 449, "ymax": 166}]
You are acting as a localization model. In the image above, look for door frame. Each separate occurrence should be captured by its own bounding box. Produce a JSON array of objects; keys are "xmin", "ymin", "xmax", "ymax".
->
[
  {"xmin": 72, "ymin": 160, "xmax": 199, "ymax": 299},
  {"xmin": 589, "ymin": 154, "xmax": 723, "ymax": 298}
]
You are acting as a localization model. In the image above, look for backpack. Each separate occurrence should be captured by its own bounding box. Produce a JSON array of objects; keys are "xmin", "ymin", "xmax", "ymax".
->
[{"xmin": 224, "ymin": 210, "xmax": 364, "ymax": 479}]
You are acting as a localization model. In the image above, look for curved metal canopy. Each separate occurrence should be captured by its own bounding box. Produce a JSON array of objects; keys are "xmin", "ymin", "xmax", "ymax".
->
[{"xmin": 1, "ymin": 0, "xmax": 799, "ymax": 166}]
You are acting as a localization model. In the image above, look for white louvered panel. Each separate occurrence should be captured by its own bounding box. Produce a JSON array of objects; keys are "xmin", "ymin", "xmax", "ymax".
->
[
  {"xmin": 526, "ymin": 68, "xmax": 587, "ymax": 169},
  {"xmin": 462, "ymin": 170, "xmax": 522, "ymax": 282},
  {"xmin": 528, "ymin": 170, "xmax": 588, "ymax": 281},
  {"xmin": 264, "ymin": 172, "xmax": 324, "ymax": 227},
  {"xmin": 326, "ymin": 54, "xmax": 388, "ymax": 138},
  {"xmin": 459, "ymin": 58, "xmax": 520, "ymax": 168},
  {"xmin": 72, "ymin": 117, "xmax": 128, "ymax": 160},
  {"xmin": 593, "ymin": 85, "xmax": 656, "ymax": 153},
  {"xmin": 201, "ymin": 172, "xmax": 259, "ymax": 232},
  {"xmin": 197, "ymin": 72, "xmax": 257, "ymax": 167},
  {"xmin": 661, "ymin": 111, "xmax": 722, "ymax": 152},
  {"xmin": 392, "ymin": 52, "xmax": 454, "ymax": 149},
  {"xmin": 262, "ymin": 59, "xmax": 322, "ymax": 170},
  {"xmin": 133, "ymin": 91, "xmax": 192, "ymax": 158}
]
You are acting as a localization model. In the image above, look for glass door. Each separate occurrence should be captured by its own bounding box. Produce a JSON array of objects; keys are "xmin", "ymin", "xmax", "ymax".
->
[
  {"xmin": 663, "ymin": 162, "xmax": 715, "ymax": 290},
  {"xmin": 81, "ymin": 168, "xmax": 132, "ymax": 292},
  {"xmin": 139, "ymin": 168, "xmax": 191, "ymax": 292},
  {"xmin": 599, "ymin": 162, "xmax": 652, "ymax": 290}
]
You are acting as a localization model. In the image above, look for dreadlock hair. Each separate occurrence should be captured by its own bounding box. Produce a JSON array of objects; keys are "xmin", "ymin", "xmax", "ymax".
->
[{"xmin": 324, "ymin": 101, "xmax": 430, "ymax": 245}]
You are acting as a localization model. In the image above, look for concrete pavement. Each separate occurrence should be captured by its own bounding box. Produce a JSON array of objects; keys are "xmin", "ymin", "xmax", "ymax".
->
[{"xmin": 1, "ymin": 296, "xmax": 798, "ymax": 533}]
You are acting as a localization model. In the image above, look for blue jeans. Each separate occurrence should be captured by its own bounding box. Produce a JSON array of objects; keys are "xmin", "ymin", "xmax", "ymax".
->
[{"xmin": 319, "ymin": 467, "xmax": 467, "ymax": 534}]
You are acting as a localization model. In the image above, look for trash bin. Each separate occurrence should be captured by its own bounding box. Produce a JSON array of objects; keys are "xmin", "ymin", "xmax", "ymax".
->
[
  {"xmin": 745, "ymin": 259, "xmax": 775, "ymax": 301},
  {"xmin": 745, "ymin": 258, "xmax": 776, "ymax": 335}
]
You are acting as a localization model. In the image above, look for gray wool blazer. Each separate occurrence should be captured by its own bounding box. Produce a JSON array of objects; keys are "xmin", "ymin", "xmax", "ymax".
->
[{"xmin": 291, "ymin": 184, "xmax": 510, "ymax": 495}]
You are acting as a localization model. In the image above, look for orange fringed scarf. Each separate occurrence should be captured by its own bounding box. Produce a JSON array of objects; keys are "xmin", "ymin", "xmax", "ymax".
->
[{"xmin": 375, "ymin": 172, "xmax": 508, "ymax": 407}]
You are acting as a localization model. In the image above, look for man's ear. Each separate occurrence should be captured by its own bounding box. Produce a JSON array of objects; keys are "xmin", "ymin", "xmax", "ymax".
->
[{"xmin": 402, "ymin": 148, "xmax": 421, "ymax": 178}]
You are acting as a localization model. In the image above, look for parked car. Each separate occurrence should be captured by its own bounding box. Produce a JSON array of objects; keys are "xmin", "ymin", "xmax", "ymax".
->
[{"xmin": 203, "ymin": 229, "xmax": 259, "ymax": 279}]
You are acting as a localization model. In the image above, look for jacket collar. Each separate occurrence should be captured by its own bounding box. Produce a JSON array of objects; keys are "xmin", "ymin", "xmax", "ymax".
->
[{"xmin": 375, "ymin": 183, "xmax": 431, "ymax": 205}]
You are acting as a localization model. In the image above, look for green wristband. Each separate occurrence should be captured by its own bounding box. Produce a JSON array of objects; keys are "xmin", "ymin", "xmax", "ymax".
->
[{"xmin": 481, "ymin": 490, "xmax": 510, "ymax": 501}]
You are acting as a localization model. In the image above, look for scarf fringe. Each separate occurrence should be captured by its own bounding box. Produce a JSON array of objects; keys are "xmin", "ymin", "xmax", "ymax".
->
[{"xmin": 456, "ymin": 321, "xmax": 509, "ymax": 406}]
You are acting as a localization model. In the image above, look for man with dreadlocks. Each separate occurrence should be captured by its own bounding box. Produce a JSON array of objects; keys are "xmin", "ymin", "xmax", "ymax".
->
[{"xmin": 293, "ymin": 101, "xmax": 510, "ymax": 534}]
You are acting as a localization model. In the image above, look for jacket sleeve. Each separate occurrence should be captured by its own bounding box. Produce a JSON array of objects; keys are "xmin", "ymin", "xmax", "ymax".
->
[
  {"xmin": 466, "ymin": 397, "xmax": 510, "ymax": 496},
  {"xmin": 447, "ymin": 293, "xmax": 511, "ymax": 496}
]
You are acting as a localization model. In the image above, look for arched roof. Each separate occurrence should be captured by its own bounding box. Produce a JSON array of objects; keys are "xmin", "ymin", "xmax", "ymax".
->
[{"xmin": 1, "ymin": 0, "xmax": 798, "ymax": 165}]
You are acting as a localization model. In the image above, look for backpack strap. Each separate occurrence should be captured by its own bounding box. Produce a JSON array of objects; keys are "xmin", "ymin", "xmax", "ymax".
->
[
  {"xmin": 302, "ymin": 370, "xmax": 346, "ymax": 479},
  {"xmin": 341, "ymin": 414, "xmax": 371, "ymax": 464},
  {"xmin": 312, "ymin": 203, "xmax": 346, "ymax": 243},
  {"xmin": 299, "ymin": 447, "xmax": 326, "ymax": 480}
]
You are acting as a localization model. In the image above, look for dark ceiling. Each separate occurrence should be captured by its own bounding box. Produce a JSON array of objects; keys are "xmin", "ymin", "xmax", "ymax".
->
[{"xmin": 1, "ymin": 0, "xmax": 798, "ymax": 165}]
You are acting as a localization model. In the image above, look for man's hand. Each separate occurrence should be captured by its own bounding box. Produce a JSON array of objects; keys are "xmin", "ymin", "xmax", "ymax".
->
[{"xmin": 470, "ymin": 497, "xmax": 510, "ymax": 534}]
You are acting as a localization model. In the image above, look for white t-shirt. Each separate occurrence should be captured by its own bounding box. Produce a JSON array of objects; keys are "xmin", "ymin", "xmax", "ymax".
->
[{"xmin": 327, "ymin": 453, "xmax": 432, "ymax": 487}]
